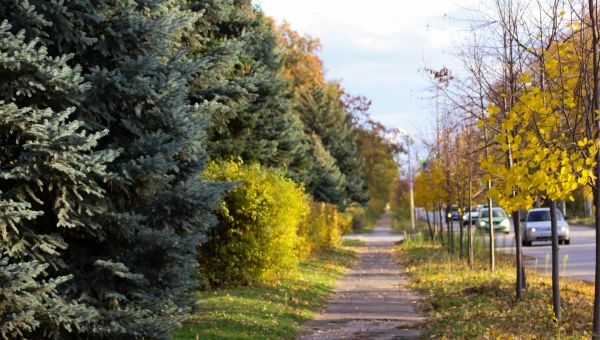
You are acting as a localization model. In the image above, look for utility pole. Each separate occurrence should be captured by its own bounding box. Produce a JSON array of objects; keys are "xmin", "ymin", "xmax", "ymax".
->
[
  {"xmin": 398, "ymin": 128, "xmax": 415, "ymax": 232},
  {"xmin": 408, "ymin": 135, "xmax": 415, "ymax": 232}
]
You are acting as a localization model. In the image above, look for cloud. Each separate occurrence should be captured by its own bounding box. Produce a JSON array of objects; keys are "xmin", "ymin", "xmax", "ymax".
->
[{"xmin": 254, "ymin": 0, "xmax": 476, "ymax": 134}]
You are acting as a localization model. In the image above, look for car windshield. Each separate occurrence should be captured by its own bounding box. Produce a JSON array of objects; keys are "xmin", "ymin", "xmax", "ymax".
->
[
  {"xmin": 479, "ymin": 209, "xmax": 506, "ymax": 218},
  {"xmin": 527, "ymin": 210, "xmax": 564, "ymax": 222}
]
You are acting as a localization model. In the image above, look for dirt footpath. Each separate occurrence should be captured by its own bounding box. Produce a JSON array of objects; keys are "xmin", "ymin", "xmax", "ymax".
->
[{"xmin": 298, "ymin": 214, "xmax": 426, "ymax": 340}]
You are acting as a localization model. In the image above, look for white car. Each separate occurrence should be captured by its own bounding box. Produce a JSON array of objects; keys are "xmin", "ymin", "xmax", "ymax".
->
[
  {"xmin": 522, "ymin": 208, "xmax": 570, "ymax": 246},
  {"xmin": 462, "ymin": 209, "xmax": 480, "ymax": 226}
]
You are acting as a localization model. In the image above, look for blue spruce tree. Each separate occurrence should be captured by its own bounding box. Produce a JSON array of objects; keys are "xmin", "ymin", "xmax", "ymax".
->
[
  {"xmin": 188, "ymin": 0, "xmax": 307, "ymax": 170},
  {"xmin": 0, "ymin": 21, "xmax": 116, "ymax": 338},
  {"xmin": 1, "ymin": 1, "xmax": 228, "ymax": 338}
]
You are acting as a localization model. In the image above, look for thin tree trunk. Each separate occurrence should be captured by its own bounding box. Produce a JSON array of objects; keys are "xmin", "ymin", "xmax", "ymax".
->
[
  {"xmin": 446, "ymin": 204, "xmax": 453, "ymax": 252},
  {"xmin": 438, "ymin": 204, "xmax": 444, "ymax": 244},
  {"xmin": 459, "ymin": 185, "xmax": 465, "ymax": 259},
  {"xmin": 550, "ymin": 200, "xmax": 561, "ymax": 321},
  {"xmin": 590, "ymin": 0, "xmax": 600, "ymax": 337},
  {"xmin": 425, "ymin": 207, "xmax": 434, "ymax": 240},
  {"xmin": 484, "ymin": 125, "xmax": 495, "ymax": 272},
  {"xmin": 468, "ymin": 178, "xmax": 474, "ymax": 269},
  {"xmin": 513, "ymin": 209, "xmax": 523, "ymax": 299}
]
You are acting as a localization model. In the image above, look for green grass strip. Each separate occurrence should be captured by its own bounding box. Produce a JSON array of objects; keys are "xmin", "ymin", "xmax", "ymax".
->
[{"xmin": 173, "ymin": 247, "xmax": 356, "ymax": 339}]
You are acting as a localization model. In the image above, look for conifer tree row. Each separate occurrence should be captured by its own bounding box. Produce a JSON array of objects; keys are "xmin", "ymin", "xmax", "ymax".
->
[
  {"xmin": 0, "ymin": 1, "xmax": 390, "ymax": 338},
  {"xmin": 1, "ymin": 1, "xmax": 227, "ymax": 338}
]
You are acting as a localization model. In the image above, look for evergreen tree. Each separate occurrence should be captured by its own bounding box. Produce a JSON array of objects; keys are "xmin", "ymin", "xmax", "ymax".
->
[
  {"xmin": 297, "ymin": 83, "xmax": 369, "ymax": 208},
  {"xmin": 0, "ymin": 21, "xmax": 115, "ymax": 338},
  {"xmin": 1, "ymin": 1, "xmax": 228, "ymax": 338},
  {"xmin": 188, "ymin": 0, "xmax": 306, "ymax": 170},
  {"xmin": 307, "ymin": 135, "xmax": 346, "ymax": 206}
]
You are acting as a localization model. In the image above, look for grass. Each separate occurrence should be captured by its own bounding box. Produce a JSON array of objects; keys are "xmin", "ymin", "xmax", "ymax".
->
[
  {"xmin": 173, "ymin": 246, "xmax": 357, "ymax": 340},
  {"xmin": 397, "ymin": 234, "xmax": 594, "ymax": 339},
  {"xmin": 340, "ymin": 238, "xmax": 367, "ymax": 247},
  {"xmin": 569, "ymin": 216, "xmax": 594, "ymax": 226},
  {"xmin": 391, "ymin": 217, "xmax": 431, "ymax": 235}
]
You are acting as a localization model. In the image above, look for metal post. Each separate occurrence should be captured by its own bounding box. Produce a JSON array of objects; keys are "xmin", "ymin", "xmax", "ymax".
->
[{"xmin": 407, "ymin": 135, "xmax": 415, "ymax": 231}]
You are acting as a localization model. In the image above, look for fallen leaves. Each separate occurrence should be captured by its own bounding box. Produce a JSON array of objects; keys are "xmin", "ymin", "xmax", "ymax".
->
[{"xmin": 397, "ymin": 243, "xmax": 593, "ymax": 339}]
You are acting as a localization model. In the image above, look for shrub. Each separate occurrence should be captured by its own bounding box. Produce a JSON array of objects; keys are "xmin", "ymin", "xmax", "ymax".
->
[
  {"xmin": 298, "ymin": 202, "xmax": 352, "ymax": 252},
  {"xmin": 200, "ymin": 161, "xmax": 309, "ymax": 286},
  {"xmin": 346, "ymin": 206, "xmax": 380, "ymax": 233}
]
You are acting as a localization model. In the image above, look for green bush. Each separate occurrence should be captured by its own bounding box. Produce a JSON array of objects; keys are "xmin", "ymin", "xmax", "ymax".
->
[{"xmin": 199, "ymin": 161, "xmax": 309, "ymax": 287}]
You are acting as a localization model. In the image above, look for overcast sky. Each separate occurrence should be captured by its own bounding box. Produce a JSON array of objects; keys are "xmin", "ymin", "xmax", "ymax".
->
[{"xmin": 254, "ymin": 0, "xmax": 477, "ymax": 137}]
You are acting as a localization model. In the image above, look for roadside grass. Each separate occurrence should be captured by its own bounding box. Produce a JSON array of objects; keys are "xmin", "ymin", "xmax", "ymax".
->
[
  {"xmin": 569, "ymin": 216, "xmax": 594, "ymax": 226},
  {"xmin": 173, "ymin": 247, "xmax": 357, "ymax": 339},
  {"xmin": 391, "ymin": 217, "xmax": 431, "ymax": 235},
  {"xmin": 340, "ymin": 238, "xmax": 367, "ymax": 247},
  {"xmin": 398, "ymin": 235, "xmax": 594, "ymax": 339}
]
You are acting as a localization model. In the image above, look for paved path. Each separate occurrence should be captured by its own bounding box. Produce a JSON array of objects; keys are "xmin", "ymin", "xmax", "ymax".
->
[{"xmin": 298, "ymin": 214, "xmax": 426, "ymax": 340}]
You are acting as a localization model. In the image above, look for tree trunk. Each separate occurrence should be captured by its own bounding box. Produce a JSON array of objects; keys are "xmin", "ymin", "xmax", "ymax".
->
[
  {"xmin": 459, "ymin": 186, "xmax": 465, "ymax": 259},
  {"xmin": 438, "ymin": 204, "xmax": 444, "ymax": 244},
  {"xmin": 589, "ymin": 0, "xmax": 600, "ymax": 337},
  {"xmin": 513, "ymin": 210, "xmax": 523, "ymax": 299},
  {"xmin": 468, "ymin": 178, "xmax": 474, "ymax": 269},
  {"xmin": 484, "ymin": 125, "xmax": 495, "ymax": 272},
  {"xmin": 487, "ymin": 197, "xmax": 494, "ymax": 273},
  {"xmin": 426, "ymin": 207, "xmax": 434, "ymax": 240},
  {"xmin": 550, "ymin": 200, "xmax": 561, "ymax": 321}
]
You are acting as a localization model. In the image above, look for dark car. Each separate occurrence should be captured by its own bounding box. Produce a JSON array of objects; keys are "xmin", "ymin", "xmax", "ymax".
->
[{"xmin": 451, "ymin": 205, "xmax": 460, "ymax": 221}]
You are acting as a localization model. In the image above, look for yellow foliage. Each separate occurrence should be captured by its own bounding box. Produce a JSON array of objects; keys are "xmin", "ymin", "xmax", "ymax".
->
[
  {"xmin": 298, "ymin": 201, "xmax": 351, "ymax": 252},
  {"xmin": 480, "ymin": 40, "xmax": 597, "ymax": 213},
  {"xmin": 199, "ymin": 160, "xmax": 309, "ymax": 286}
]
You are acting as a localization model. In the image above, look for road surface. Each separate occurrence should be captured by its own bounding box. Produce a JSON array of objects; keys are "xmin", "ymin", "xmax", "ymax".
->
[
  {"xmin": 496, "ymin": 225, "xmax": 596, "ymax": 282},
  {"xmin": 441, "ymin": 218, "xmax": 596, "ymax": 282},
  {"xmin": 395, "ymin": 208, "xmax": 596, "ymax": 282}
]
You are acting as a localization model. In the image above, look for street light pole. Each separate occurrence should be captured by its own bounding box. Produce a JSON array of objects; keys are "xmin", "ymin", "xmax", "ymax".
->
[
  {"xmin": 407, "ymin": 135, "xmax": 415, "ymax": 232},
  {"xmin": 398, "ymin": 128, "xmax": 416, "ymax": 232}
]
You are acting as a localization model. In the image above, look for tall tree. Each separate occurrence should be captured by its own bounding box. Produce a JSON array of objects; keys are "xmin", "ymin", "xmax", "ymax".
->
[
  {"xmin": 188, "ymin": 0, "xmax": 307, "ymax": 172},
  {"xmin": 0, "ymin": 20, "xmax": 116, "ymax": 338},
  {"xmin": 1, "ymin": 1, "xmax": 228, "ymax": 338},
  {"xmin": 297, "ymin": 83, "xmax": 369, "ymax": 207}
]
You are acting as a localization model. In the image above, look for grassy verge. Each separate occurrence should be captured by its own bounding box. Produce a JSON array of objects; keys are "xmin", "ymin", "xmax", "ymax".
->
[
  {"xmin": 391, "ymin": 217, "xmax": 431, "ymax": 235},
  {"xmin": 340, "ymin": 238, "xmax": 367, "ymax": 247},
  {"xmin": 569, "ymin": 216, "xmax": 594, "ymax": 226},
  {"xmin": 173, "ymin": 246, "xmax": 357, "ymax": 339},
  {"xmin": 398, "ymin": 236, "xmax": 594, "ymax": 339}
]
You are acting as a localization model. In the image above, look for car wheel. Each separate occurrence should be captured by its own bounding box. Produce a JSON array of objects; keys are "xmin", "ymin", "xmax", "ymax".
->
[
  {"xmin": 504, "ymin": 231, "xmax": 509, "ymax": 235},
  {"xmin": 564, "ymin": 239, "xmax": 570, "ymax": 245},
  {"xmin": 522, "ymin": 239, "xmax": 529, "ymax": 246}
]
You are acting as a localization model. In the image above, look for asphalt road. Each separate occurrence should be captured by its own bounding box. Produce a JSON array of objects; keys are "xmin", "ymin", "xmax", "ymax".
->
[
  {"xmin": 494, "ymin": 224, "xmax": 596, "ymax": 282},
  {"xmin": 385, "ymin": 209, "xmax": 597, "ymax": 283},
  {"xmin": 442, "ymin": 217, "xmax": 596, "ymax": 282}
]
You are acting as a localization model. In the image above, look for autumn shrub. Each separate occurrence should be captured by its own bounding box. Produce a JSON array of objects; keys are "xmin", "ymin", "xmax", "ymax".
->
[
  {"xmin": 346, "ymin": 206, "xmax": 379, "ymax": 233},
  {"xmin": 298, "ymin": 202, "xmax": 352, "ymax": 252},
  {"xmin": 199, "ymin": 161, "xmax": 309, "ymax": 287}
]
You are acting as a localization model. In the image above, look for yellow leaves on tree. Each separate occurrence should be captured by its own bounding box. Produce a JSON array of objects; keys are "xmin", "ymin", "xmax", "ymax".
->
[{"xmin": 480, "ymin": 41, "xmax": 597, "ymax": 213}]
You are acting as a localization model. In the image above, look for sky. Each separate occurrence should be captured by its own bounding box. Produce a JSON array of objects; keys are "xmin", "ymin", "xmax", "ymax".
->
[{"xmin": 253, "ymin": 0, "xmax": 476, "ymax": 139}]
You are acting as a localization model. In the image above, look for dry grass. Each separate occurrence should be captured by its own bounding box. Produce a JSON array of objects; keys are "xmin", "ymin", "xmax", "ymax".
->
[{"xmin": 398, "ymin": 237, "xmax": 594, "ymax": 339}]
